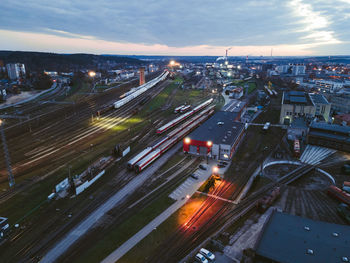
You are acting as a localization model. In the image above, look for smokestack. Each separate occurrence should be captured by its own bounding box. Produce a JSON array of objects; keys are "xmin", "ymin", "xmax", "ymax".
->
[{"xmin": 139, "ymin": 67, "xmax": 145, "ymax": 86}]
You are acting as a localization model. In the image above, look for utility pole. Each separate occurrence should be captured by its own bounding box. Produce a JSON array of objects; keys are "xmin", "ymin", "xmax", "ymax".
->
[{"xmin": 0, "ymin": 119, "xmax": 15, "ymax": 187}]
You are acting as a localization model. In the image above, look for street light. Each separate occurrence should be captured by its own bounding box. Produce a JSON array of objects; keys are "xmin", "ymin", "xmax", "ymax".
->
[
  {"xmin": 88, "ymin": 71, "xmax": 96, "ymax": 77},
  {"xmin": 88, "ymin": 71, "xmax": 96, "ymax": 93}
]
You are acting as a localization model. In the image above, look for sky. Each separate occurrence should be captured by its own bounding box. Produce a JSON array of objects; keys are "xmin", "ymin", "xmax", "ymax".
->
[{"xmin": 0, "ymin": 0, "xmax": 349, "ymax": 56}]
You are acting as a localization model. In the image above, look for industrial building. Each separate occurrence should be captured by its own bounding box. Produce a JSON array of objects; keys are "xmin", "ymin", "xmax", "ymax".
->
[
  {"xmin": 183, "ymin": 111, "xmax": 245, "ymax": 161},
  {"xmin": 254, "ymin": 211, "xmax": 350, "ymax": 263},
  {"xmin": 6, "ymin": 63, "xmax": 26, "ymax": 80},
  {"xmin": 279, "ymin": 91, "xmax": 331, "ymax": 124},
  {"xmin": 307, "ymin": 122, "xmax": 350, "ymax": 152}
]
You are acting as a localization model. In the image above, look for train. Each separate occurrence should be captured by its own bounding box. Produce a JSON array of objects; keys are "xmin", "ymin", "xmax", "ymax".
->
[
  {"xmin": 156, "ymin": 98, "xmax": 213, "ymax": 134},
  {"xmin": 96, "ymin": 104, "xmax": 114, "ymax": 117},
  {"xmin": 127, "ymin": 106, "xmax": 215, "ymax": 173},
  {"xmin": 174, "ymin": 105, "xmax": 186, "ymax": 113},
  {"xmin": 134, "ymin": 111, "xmax": 213, "ymax": 173},
  {"xmin": 256, "ymin": 187, "xmax": 280, "ymax": 213},
  {"xmin": 264, "ymin": 85, "xmax": 277, "ymax": 97},
  {"xmin": 337, "ymin": 203, "xmax": 350, "ymax": 224},
  {"xmin": 343, "ymin": 181, "xmax": 350, "ymax": 194},
  {"xmin": 180, "ymin": 105, "xmax": 191, "ymax": 113},
  {"xmin": 327, "ymin": 185, "xmax": 350, "ymax": 206},
  {"xmin": 113, "ymin": 71, "xmax": 169, "ymax": 109}
]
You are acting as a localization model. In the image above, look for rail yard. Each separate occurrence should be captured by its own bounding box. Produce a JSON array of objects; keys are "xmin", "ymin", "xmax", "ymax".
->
[{"xmin": 1, "ymin": 57, "xmax": 350, "ymax": 263}]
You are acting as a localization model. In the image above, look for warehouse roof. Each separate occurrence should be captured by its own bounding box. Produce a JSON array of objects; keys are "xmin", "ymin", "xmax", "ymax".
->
[
  {"xmin": 187, "ymin": 111, "xmax": 244, "ymax": 146},
  {"xmin": 255, "ymin": 211, "xmax": 350, "ymax": 263}
]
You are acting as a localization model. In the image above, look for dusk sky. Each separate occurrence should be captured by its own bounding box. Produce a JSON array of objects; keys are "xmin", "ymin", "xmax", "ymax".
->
[{"xmin": 1, "ymin": 0, "xmax": 350, "ymax": 56}]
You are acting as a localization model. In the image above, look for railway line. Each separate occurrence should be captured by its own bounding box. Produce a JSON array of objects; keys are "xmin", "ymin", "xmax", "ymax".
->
[
  {"xmin": 0, "ymin": 73, "xmax": 170, "ymax": 199},
  {"xmin": 57, "ymin": 157, "xmax": 202, "ymax": 263},
  {"xmin": 146, "ymin": 164, "xmax": 315, "ymax": 263},
  {"xmin": 5, "ymin": 146, "xmax": 191, "ymax": 262}
]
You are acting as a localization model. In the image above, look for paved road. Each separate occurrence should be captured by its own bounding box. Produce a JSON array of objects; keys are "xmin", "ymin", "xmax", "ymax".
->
[
  {"xmin": 101, "ymin": 160, "xmax": 224, "ymax": 263},
  {"xmin": 40, "ymin": 143, "xmax": 183, "ymax": 263}
]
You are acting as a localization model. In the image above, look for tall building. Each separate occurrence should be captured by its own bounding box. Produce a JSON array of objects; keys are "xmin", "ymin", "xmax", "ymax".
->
[
  {"xmin": 6, "ymin": 63, "xmax": 26, "ymax": 80},
  {"xmin": 291, "ymin": 64, "xmax": 306, "ymax": 76}
]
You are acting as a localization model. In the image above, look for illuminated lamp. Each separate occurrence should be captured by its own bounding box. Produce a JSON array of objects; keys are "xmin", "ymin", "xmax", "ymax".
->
[
  {"xmin": 207, "ymin": 141, "xmax": 213, "ymax": 147},
  {"xmin": 184, "ymin": 137, "xmax": 191, "ymax": 144}
]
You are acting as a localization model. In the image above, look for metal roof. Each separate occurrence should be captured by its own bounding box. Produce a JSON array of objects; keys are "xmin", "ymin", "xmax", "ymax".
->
[
  {"xmin": 255, "ymin": 211, "xmax": 350, "ymax": 263},
  {"xmin": 187, "ymin": 111, "xmax": 244, "ymax": 146}
]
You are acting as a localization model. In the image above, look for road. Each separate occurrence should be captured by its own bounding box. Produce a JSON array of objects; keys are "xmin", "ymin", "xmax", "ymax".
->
[{"xmin": 40, "ymin": 142, "xmax": 183, "ymax": 263}]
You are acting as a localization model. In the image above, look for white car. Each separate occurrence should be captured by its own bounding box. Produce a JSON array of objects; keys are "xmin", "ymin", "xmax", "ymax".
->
[
  {"xmin": 200, "ymin": 248, "xmax": 215, "ymax": 261},
  {"xmin": 195, "ymin": 253, "xmax": 208, "ymax": 263}
]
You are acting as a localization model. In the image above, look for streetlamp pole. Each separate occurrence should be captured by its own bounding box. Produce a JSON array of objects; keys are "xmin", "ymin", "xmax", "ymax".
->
[{"xmin": 0, "ymin": 119, "xmax": 15, "ymax": 187}]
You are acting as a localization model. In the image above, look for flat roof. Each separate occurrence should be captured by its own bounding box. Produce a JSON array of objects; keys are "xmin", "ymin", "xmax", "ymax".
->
[
  {"xmin": 309, "ymin": 93, "xmax": 329, "ymax": 105},
  {"xmin": 187, "ymin": 111, "xmax": 244, "ymax": 146},
  {"xmin": 283, "ymin": 91, "xmax": 313, "ymax": 106},
  {"xmin": 255, "ymin": 211, "xmax": 350, "ymax": 263}
]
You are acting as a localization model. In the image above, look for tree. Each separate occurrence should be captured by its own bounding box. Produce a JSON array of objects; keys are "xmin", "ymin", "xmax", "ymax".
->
[{"xmin": 33, "ymin": 73, "xmax": 53, "ymax": 90}]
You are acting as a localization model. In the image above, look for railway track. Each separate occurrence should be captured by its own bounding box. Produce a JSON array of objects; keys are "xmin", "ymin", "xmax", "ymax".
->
[
  {"xmin": 0, "ymin": 78, "xmax": 170, "ymax": 187},
  {"xmin": 57, "ymin": 157, "xmax": 202, "ymax": 263},
  {"xmin": 1, "ymin": 83, "xmax": 190, "ymax": 261},
  {"xmin": 146, "ymin": 164, "xmax": 315, "ymax": 263}
]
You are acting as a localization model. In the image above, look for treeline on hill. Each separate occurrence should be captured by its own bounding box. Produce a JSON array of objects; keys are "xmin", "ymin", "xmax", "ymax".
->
[{"xmin": 0, "ymin": 51, "xmax": 143, "ymax": 72}]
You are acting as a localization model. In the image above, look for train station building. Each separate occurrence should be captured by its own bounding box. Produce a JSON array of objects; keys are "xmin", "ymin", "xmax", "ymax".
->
[
  {"xmin": 183, "ymin": 111, "xmax": 245, "ymax": 161},
  {"xmin": 254, "ymin": 210, "xmax": 350, "ymax": 263}
]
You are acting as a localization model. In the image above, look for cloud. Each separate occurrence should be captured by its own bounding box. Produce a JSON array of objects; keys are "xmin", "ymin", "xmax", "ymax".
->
[
  {"xmin": 0, "ymin": 0, "xmax": 349, "ymax": 55},
  {"xmin": 0, "ymin": 29, "xmax": 315, "ymax": 56}
]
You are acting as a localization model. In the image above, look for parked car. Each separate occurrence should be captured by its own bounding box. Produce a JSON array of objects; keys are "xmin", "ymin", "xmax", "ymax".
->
[
  {"xmin": 217, "ymin": 164, "xmax": 225, "ymax": 168},
  {"xmin": 190, "ymin": 173, "xmax": 199, "ymax": 180},
  {"xmin": 219, "ymin": 161, "xmax": 228, "ymax": 166},
  {"xmin": 195, "ymin": 253, "xmax": 208, "ymax": 263},
  {"xmin": 200, "ymin": 248, "xmax": 215, "ymax": 261},
  {"xmin": 199, "ymin": 164, "xmax": 207, "ymax": 170}
]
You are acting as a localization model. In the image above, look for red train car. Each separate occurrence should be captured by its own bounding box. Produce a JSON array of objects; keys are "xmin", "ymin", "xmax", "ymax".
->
[{"xmin": 327, "ymin": 185, "xmax": 350, "ymax": 206}]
